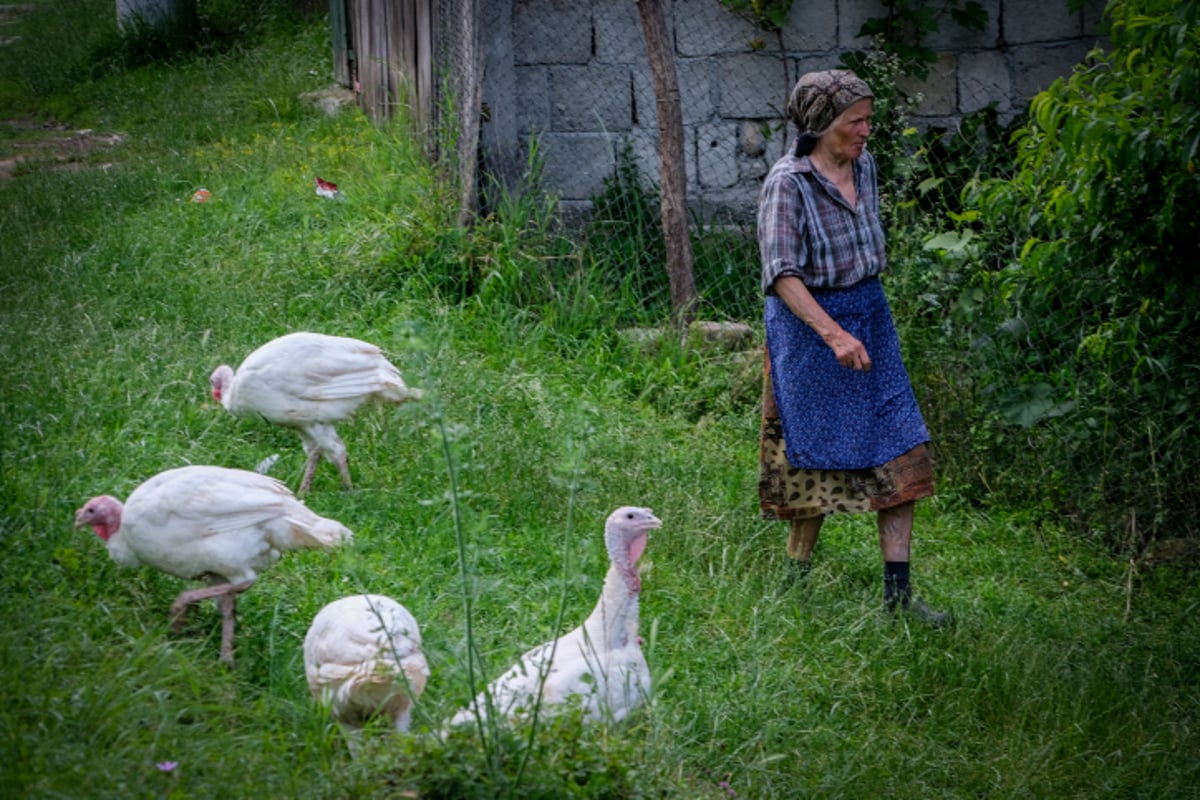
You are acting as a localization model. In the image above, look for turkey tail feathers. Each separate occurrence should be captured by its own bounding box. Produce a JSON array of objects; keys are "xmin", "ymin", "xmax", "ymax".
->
[
  {"xmin": 380, "ymin": 373, "xmax": 422, "ymax": 405},
  {"xmin": 277, "ymin": 515, "xmax": 353, "ymax": 551}
]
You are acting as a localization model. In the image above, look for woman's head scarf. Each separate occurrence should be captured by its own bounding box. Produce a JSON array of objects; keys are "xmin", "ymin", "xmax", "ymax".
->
[{"xmin": 787, "ymin": 70, "xmax": 874, "ymax": 156}]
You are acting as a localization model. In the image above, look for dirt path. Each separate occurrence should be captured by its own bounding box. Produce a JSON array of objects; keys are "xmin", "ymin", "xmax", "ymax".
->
[{"xmin": 0, "ymin": 119, "xmax": 126, "ymax": 180}]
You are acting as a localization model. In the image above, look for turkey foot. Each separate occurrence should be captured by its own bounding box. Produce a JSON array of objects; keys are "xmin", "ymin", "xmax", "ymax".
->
[{"xmin": 334, "ymin": 453, "xmax": 353, "ymax": 491}]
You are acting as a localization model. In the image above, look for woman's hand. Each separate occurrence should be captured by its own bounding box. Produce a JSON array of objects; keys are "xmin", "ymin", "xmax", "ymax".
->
[
  {"xmin": 774, "ymin": 276, "xmax": 872, "ymax": 371},
  {"xmin": 826, "ymin": 329, "xmax": 872, "ymax": 372}
]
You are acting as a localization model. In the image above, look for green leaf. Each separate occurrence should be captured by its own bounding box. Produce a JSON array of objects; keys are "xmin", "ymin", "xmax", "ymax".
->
[
  {"xmin": 917, "ymin": 176, "xmax": 945, "ymax": 194},
  {"xmin": 923, "ymin": 230, "xmax": 975, "ymax": 252},
  {"xmin": 998, "ymin": 383, "xmax": 1078, "ymax": 428}
]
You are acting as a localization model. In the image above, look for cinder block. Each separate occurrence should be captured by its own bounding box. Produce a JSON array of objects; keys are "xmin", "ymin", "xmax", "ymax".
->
[
  {"xmin": 840, "ymin": 0, "xmax": 887, "ymax": 49},
  {"xmin": 537, "ymin": 133, "xmax": 617, "ymax": 200},
  {"xmin": 551, "ymin": 65, "xmax": 633, "ymax": 132},
  {"xmin": 697, "ymin": 121, "xmax": 740, "ymax": 189},
  {"xmin": 513, "ymin": 0, "xmax": 591, "ymax": 65},
  {"xmin": 791, "ymin": 54, "xmax": 845, "ymax": 88},
  {"xmin": 897, "ymin": 53, "xmax": 958, "ymax": 116},
  {"xmin": 778, "ymin": 1, "xmax": 838, "ymax": 51},
  {"xmin": 623, "ymin": 130, "xmax": 662, "ymax": 189},
  {"xmin": 761, "ymin": 119, "xmax": 789, "ymax": 164},
  {"xmin": 841, "ymin": 0, "xmax": 998, "ymax": 52},
  {"xmin": 1012, "ymin": 42, "xmax": 1090, "ymax": 101},
  {"xmin": 958, "ymin": 50, "xmax": 1011, "ymax": 114},
  {"xmin": 1004, "ymin": 0, "xmax": 1082, "ymax": 43},
  {"xmin": 926, "ymin": 0, "xmax": 999, "ymax": 49},
  {"xmin": 677, "ymin": 58, "xmax": 717, "ymax": 125},
  {"xmin": 675, "ymin": 0, "xmax": 762, "ymax": 57},
  {"xmin": 632, "ymin": 69, "xmax": 656, "ymax": 130},
  {"xmin": 515, "ymin": 66, "xmax": 550, "ymax": 134},
  {"xmin": 719, "ymin": 53, "xmax": 793, "ymax": 119},
  {"xmin": 635, "ymin": 57, "xmax": 716, "ymax": 130},
  {"xmin": 595, "ymin": 0, "xmax": 646, "ymax": 64},
  {"xmin": 626, "ymin": 125, "xmax": 698, "ymax": 195}
]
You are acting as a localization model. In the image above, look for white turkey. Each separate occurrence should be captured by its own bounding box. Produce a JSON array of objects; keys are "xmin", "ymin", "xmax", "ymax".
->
[
  {"xmin": 448, "ymin": 506, "xmax": 661, "ymax": 729},
  {"xmin": 74, "ymin": 465, "xmax": 353, "ymax": 664},
  {"xmin": 209, "ymin": 332, "xmax": 423, "ymax": 494},
  {"xmin": 304, "ymin": 594, "xmax": 429, "ymax": 752}
]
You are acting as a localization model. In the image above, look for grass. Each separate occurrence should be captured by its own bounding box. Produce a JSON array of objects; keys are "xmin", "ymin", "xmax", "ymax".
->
[{"xmin": 2, "ymin": 3, "xmax": 1199, "ymax": 798}]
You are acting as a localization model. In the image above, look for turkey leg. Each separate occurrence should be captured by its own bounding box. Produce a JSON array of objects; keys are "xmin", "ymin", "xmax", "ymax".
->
[
  {"xmin": 302, "ymin": 446, "xmax": 352, "ymax": 492},
  {"xmin": 168, "ymin": 579, "xmax": 255, "ymax": 633},
  {"xmin": 299, "ymin": 450, "xmax": 322, "ymax": 495},
  {"xmin": 298, "ymin": 424, "xmax": 353, "ymax": 493},
  {"xmin": 216, "ymin": 593, "xmax": 238, "ymax": 665},
  {"xmin": 333, "ymin": 452, "xmax": 353, "ymax": 491}
]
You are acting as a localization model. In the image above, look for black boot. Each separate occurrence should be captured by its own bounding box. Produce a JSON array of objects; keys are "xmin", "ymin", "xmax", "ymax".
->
[
  {"xmin": 884, "ymin": 561, "xmax": 952, "ymax": 627},
  {"xmin": 785, "ymin": 558, "xmax": 812, "ymax": 587},
  {"xmin": 901, "ymin": 596, "xmax": 953, "ymax": 627}
]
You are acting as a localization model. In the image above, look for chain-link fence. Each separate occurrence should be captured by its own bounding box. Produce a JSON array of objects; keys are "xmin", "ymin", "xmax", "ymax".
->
[
  {"xmin": 339, "ymin": 0, "xmax": 1102, "ymax": 320},
  {"xmin": 430, "ymin": 0, "xmax": 1099, "ymax": 320}
]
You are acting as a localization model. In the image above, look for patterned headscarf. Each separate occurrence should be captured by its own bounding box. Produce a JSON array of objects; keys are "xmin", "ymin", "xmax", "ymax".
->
[{"xmin": 787, "ymin": 70, "xmax": 874, "ymax": 154}]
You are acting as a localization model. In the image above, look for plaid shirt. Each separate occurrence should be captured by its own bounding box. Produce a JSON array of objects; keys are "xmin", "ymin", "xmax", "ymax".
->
[{"xmin": 757, "ymin": 147, "xmax": 886, "ymax": 294}]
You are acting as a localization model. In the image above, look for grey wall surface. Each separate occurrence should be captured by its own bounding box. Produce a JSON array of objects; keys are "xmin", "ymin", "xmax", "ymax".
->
[{"xmin": 479, "ymin": 0, "xmax": 1108, "ymax": 221}]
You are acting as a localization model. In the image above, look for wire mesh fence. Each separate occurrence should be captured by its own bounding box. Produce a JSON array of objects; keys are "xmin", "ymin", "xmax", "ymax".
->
[
  {"xmin": 422, "ymin": 0, "xmax": 1101, "ymax": 326},
  {"xmin": 452, "ymin": 0, "xmax": 802, "ymax": 323}
]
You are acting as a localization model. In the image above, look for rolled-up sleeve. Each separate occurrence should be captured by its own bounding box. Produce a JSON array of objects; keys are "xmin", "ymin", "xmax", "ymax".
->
[{"xmin": 757, "ymin": 171, "xmax": 806, "ymax": 295}]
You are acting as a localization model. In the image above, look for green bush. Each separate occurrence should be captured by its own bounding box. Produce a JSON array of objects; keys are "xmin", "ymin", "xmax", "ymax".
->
[
  {"xmin": 379, "ymin": 712, "xmax": 669, "ymax": 800},
  {"xmin": 946, "ymin": 0, "xmax": 1200, "ymax": 544}
]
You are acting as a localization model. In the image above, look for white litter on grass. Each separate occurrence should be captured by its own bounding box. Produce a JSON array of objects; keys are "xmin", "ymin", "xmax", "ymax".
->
[{"xmin": 254, "ymin": 453, "xmax": 281, "ymax": 475}]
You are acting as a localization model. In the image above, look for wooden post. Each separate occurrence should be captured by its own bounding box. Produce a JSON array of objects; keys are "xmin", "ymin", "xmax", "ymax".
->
[
  {"xmin": 454, "ymin": 0, "xmax": 483, "ymax": 227},
  {"xmin": 329, "ymin": 0, "xmax": 350, "ymax": 88},
  {"xmin": 636, "ymin": 0, "xmax": 697, "ymax": 331}
]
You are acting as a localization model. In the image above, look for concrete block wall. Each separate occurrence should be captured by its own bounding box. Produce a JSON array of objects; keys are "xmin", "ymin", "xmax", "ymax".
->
[{"xmin": 479, "ymin": 0, "xmax": 1109, "ymax": 222}]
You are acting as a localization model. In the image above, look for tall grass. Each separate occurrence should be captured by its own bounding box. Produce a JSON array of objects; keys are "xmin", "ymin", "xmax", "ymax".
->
[{"xmin": 1, "ymin": 5, "xmax": 1197, "ymax": 798}]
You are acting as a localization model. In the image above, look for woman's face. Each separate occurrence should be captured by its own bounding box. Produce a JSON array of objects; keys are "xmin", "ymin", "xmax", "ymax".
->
[{"xmin": 823, "ymin": 98, "xmax": 873, "ymax": 162}]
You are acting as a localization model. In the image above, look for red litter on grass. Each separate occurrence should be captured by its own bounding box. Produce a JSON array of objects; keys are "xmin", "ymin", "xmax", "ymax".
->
[
  {"xmin": 191, "ymin": 188, "xmax": 212, "ymax": 203},
  {"xmin": 314, "ymin": 176, "xmax": 340, "ymax": 200}
]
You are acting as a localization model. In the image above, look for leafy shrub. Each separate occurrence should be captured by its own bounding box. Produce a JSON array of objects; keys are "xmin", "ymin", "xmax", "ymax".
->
[
  {"xmin": 945, "ymin": 0, "xmax": 1200, "ymax": 544},
  {"xmin": 380, "ymin": 712, "xmax": 669, "ymax": 800}
]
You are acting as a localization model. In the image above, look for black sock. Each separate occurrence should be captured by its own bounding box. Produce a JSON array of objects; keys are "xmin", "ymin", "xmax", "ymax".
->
[{"xmin": 884, "ymin": 561, "xmax": 911, "ymax": 611}]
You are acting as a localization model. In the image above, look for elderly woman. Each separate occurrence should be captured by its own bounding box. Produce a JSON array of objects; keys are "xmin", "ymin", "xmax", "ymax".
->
[{"xmin": 757, "ymin": 69, "xmax": 949, "ymax": 625}]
